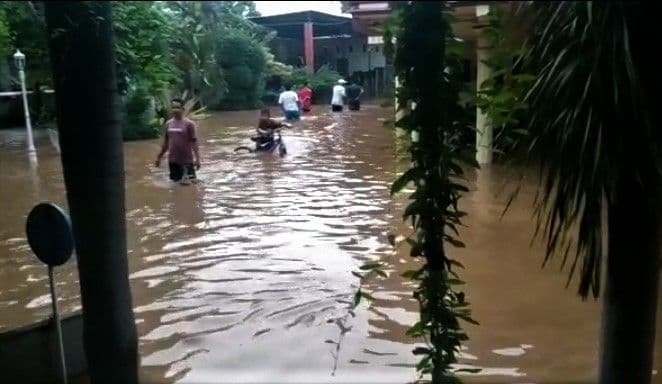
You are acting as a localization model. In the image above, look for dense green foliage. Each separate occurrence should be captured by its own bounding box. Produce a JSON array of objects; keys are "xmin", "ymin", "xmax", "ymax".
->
[
  {"xmin": 113, "ymin": 1, "xmax": 178, "ymax": 97},
  {"xmin": 216, "ymin": 32, "xmax": 267, "ymax": 110},
  {"xmin": 0, "ymin": 2, "xmax": 51, "ymax": 85},
  {"xmin": 122, "ymin": 86, "xmax": 160, "ymax": 141},
  {"xmin": 1, "ymin": 1, "xmax": 288, "ymax": 139},
  {"xmin": 0, "ymin": 7, "xmax": 11, "ymax": 67},
  {"xmin": 474, "ymin": 5, "xmax": 535, "ymax": 158}
]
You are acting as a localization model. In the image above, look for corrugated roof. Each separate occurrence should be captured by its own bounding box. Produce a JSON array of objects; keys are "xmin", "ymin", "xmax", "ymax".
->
[{"xmin": 250, "ymin": 10, "xmax": 355, "ymax": 39}]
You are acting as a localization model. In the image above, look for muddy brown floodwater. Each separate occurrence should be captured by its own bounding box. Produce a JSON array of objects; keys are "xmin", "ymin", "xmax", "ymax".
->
[{"xmin": 1, "ymin": 105, "xmax": 660, "ymax": 383}]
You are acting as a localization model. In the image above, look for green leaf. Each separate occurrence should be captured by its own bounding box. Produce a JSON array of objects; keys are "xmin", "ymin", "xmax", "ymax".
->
[
  {"xmin": 360, "ymin": 291, "xmax": 375, "ymax": 302},
  {"xmin": 413, "ymin": 347, "xmax": 431, "ymax": 355},
  {"xmin": 373, "ymin": 269, "xmax": 388, "ymax": 278},
  {"xmin": 391, "ymin": 167, "xmax": 418, "ymax": 195},
  {"xmin": 360, "ymin": 263, "xmax": 382, "ymax": 271},
  {"xmin": 401, "ymin": 269, "xmax": 422, "ymax": 279},
  {"xmin": 353, "ymin": 289, "xmax": 362, "ymax": 307},
  {"xmin": 457, "ymin": 314, "xmax": 479, "ymax": 325},
  {"xmin": 445, "ymin": 236, "xmax": 466, "ymax": 248},
  {"xmin": 410, "ymin": 243, "xmax": 423, "ymax": 257},
  {"xmin": 455, "ymin": 368, "xmax": 481, "ymax": 374},
  {"xmin": 448, "ymin": 259, "xmax": 465, "ymax": 269}
]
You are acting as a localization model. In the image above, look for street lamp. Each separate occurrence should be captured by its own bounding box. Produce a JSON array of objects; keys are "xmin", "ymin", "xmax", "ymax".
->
[{"xmin": 14, "ymin": 49, "xmax": 36, "ymax": 153}]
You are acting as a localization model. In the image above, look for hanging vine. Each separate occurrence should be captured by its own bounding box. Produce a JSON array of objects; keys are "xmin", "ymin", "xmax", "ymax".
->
[
  {"xmin": 390, "ymin": 1, "xmax": 477, "ymax": 382},
  {"xmin": 352, "ymin": 2, "xmax": 477, "ymax": 382}
]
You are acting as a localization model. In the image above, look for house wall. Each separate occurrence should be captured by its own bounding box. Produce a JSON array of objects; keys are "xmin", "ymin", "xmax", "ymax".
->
[
  {"xmin": 314, "ymin": 36, "xmax": 386, "ymax": 75},
  {"xmin": 268, "ymin": 34, "xmax": 394, "ymax": 98}
]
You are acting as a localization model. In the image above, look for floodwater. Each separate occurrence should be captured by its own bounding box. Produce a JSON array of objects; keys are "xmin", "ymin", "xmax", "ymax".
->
[{"xmin": 1, "ymin": 106, "xmax": 660, "ymax": 383}]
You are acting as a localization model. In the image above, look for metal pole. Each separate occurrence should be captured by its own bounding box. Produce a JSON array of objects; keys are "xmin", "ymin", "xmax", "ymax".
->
[
  {"xmin": 48, "ymin": 266, "xmax": 68, "ymax": 384},
  {"xmin": 19, "ymin": 68, "xmax": 36, "ymax": 153}
]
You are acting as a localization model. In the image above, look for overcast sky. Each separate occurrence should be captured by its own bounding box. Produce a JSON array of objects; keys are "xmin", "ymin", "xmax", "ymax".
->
[{"xmin": 253, "ymin": 1, "xmax": 345, "ymax": 17}]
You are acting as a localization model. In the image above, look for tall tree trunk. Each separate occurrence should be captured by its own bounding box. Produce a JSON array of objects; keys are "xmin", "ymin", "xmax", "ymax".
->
[
  {"xmin": 44, "ymin": 2, "xmax": 139, "ymax": 383},
  {"xmin": 600, "ymin": 171, "xmax": 661, "ymax": 384}
]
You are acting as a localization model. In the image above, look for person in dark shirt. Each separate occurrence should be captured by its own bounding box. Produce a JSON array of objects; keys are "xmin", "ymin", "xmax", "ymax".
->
[
  {"xmin": 255, "ymin": 108, "xmax": 290, "ymax": 145},
  {"xmin": 346, "ymin": 81, "xmax": 364, "ymax": 111}
]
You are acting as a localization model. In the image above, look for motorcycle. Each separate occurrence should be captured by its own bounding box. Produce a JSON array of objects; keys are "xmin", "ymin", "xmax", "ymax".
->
[{"xmin": 234, "ymin": 129, "xmax": 287, "ymax": 157}]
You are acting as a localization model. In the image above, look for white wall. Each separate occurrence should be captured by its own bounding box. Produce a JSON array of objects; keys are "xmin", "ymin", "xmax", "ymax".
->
[{"xmin": 315, "ymin": 36, "xmax": 386, "ymax": 74}]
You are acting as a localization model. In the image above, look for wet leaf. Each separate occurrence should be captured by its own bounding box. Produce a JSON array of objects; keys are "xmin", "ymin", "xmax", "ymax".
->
[
  {"xmin": 373, "ymin": 269, "xmax": 388, "ymax": 278},
  {"xmin": 387, "ymin": 233, "xmax": 396, "ymax": 246},
  {"xmin": 413, "ymin": 347, "xmax": 431, "ymax": 355},
  {"xmin": 457, "ymin": 314, "xmax": 479, "ymax": 326},
  {"xmin": 360, "ymin": 291, "xmax": 375, "ymax": 302},
  {"xmin": 360, "ymin": 263, "xmax": 382, "ymax": 271},
  {"xmin": 353, "ymin": 289, "xmax": 362, "ymax": 307},
  {"xmin": 444, "ymin": 236, "xmax": 466, "ymax": 248},
  {"xmin": 391, "ymin": 167, "xmax": 418, "ymax": 195},
  {"xmin": 455, "ymin": 368, "xmax": 481, "ymax": 374}
]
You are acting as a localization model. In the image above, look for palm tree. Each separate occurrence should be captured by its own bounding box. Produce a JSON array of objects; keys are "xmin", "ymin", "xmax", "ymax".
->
[
  {"xmin": 520, "ymin": 2, "xmax": 661, "ymax": 383},
  {"xmin": 44, "ymin": 2, "xmax": 139, "ymax": 383}
]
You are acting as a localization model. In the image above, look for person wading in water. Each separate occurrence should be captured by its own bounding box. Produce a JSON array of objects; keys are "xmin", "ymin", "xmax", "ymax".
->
[
  {"xmin": 297, "ymin": 81, "xmax": 313, "ymax": 113},
  {"xmin": 346, "ymin": 79, "xmax": 364, "ymax": 111},
  {"xmin": 278, "ymin": 84, "xmax": 301, "ymax": 121},
  {"xmin": 331, "ymin": 79, "xmax": 347, "ymax": 112},
  {"xmin": 154, "ymin": 98, "xmax": 201, "ymax": 185}
]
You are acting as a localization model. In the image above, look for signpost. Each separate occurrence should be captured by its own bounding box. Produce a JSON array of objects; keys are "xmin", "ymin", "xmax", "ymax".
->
[{"xmin": 26, "ymin": 203, "xmax": 75, "ymax": 384}]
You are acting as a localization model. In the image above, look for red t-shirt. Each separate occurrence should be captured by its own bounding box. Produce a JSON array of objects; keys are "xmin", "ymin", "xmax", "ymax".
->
[
  {"xmin": 297, "ymin": 87, "xmax": 312, "ymax": 111},
  {"xmin": 166, "ymin": 117, "xmax": 197, "ymax": 164}
]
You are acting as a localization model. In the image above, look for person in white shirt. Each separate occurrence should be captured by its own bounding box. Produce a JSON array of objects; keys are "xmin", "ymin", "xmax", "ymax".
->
[
  {"xmin": 331, "ymin": 79, "xmax": 347, "ymax": 112},
  {"xmin": 278, "ymin": 84, "xmax": 301, "ymax": 121}
]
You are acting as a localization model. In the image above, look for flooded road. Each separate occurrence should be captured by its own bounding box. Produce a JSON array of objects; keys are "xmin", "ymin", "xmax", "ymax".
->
[{"xmin": 1, "ymin": 106, "xmax": 660, "ymax": 383}]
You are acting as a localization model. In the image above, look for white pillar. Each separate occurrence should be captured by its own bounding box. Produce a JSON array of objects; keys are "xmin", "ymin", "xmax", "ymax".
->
[
  {"xmin": 393, "ymin": 71, "xmax": 408, "ymax": 136},
  {"xmin": 394, "ymin": 74, "xmax": 400, "ymax": 111},
  {"xmin": 475, "ymin": 36, "xmax": 492, "ymax": 165}
]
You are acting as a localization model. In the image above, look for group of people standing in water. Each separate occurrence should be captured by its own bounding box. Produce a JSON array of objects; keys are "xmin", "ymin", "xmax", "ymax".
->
[
  {"xmin": 278, "ymin": 78, "xmax": 365, "ymax": 121},
  {"xmin": 154, "ymin": 78, "xmax": 365, "ymax": 184}
]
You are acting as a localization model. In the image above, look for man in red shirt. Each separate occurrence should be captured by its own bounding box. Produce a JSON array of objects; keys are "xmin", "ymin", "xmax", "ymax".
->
[
  {"xmin": 297, "ymin": 81, "xmax": 313, "ymax": 113},
  {"xmin": 154, "ymin": 98, "xmax": 201, "ymax": 185}
]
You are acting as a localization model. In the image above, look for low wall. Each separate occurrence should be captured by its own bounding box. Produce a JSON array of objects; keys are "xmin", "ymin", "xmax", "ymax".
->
[
  {"xmin": 0, "ymin": 311, "xmax": 86, "ymax": 383},
  {"xmin": 0, "ymin": 90, "xmax": 56, "ymax": 129}
]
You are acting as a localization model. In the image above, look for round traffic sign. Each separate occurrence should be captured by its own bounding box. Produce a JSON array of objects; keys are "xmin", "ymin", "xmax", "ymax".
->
[{"xmin": 25, "ymin": 203, "xmax": 74, "ymax": 267}]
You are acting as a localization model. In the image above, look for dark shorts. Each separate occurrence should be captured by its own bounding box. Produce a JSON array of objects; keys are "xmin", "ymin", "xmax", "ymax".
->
[
  {"xmin": 332, "ymin": 104, "xmax": 343, "ymax": 112},
  {"xmin": 169, "ymin": 163, "xmax": 196, "ymax": 182},
  {"xmin": 284, "ymin": 110, "xmax": 300, "ymax": 120},
  {"xmin": 348, "ymin": 99, "xmax": 361, "ymax": 111}
]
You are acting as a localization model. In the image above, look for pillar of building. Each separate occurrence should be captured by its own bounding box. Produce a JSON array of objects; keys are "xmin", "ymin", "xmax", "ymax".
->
[
  {"xmin": 475, "ymin": 35, "xmax": 493, "ymax": 165},
  {"xmin": 304, "ymin": 21, "xmax": 314, "ymax": 73}
]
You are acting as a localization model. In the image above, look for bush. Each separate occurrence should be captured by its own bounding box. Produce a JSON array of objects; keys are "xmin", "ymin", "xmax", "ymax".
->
[
  {"xmin": 0, "ymin": 7, "xmax": 11, "ymax": 67},
  {"xmin": 215, "ymin": 32, "xmax": 268, "ymax": 110},
  {"xmin": 286, "ymin": 65, "xmax": 341, "ymax": 105},
  {"xmin": 122, "ymin": 86, "xmax": 160, "ymax": 141}
]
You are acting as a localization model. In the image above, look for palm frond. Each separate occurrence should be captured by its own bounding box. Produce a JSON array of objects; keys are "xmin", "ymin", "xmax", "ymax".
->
[{"xmin": 520, "ymin": 1, "xmax": 657, "ymax": 298}]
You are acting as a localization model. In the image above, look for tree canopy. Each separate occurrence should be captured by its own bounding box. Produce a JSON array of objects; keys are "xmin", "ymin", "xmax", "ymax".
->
[{"xmin": 0, "ymin": 1, "xmax": 291, "ymax": 139}]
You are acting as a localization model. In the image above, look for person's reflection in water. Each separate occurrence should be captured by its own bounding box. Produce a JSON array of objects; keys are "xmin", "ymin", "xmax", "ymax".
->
[{"xmin": 171, "ymin": 183, "xmax": 206, "ymax": 228}]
